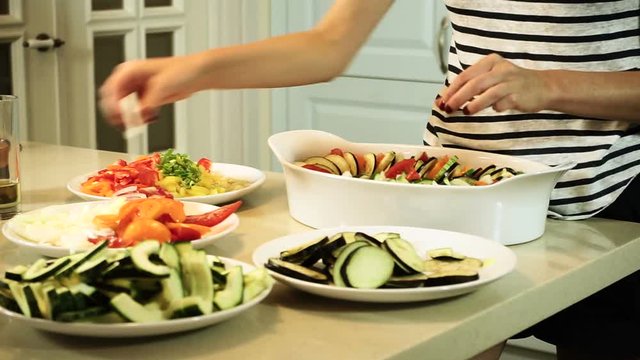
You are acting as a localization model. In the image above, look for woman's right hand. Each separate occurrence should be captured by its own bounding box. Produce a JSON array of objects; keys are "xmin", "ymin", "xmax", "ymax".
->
[{"xmin": 99, "ymin": 55, "xmax": 202, "ymax": 126}]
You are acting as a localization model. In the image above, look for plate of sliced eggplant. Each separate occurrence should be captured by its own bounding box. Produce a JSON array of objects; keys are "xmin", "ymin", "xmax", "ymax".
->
[{"xmin": 252, "ymin": 226, "xmax": 517, "ymax": 303}]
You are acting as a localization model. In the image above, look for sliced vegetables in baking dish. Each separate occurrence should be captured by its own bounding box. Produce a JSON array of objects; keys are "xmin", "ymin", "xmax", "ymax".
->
[{"xmin": 295, "ymin": 148, "xmax": 523, "ymax": 186}]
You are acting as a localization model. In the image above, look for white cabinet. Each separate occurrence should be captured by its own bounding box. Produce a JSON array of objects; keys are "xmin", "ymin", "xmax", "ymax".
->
[{"xmin": 270, "ymin": 0, "xmax": 449, "ymax": 169}]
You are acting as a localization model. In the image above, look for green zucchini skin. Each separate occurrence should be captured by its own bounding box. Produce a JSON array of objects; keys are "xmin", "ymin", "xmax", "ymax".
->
[{"xmin": 0, "ymin": 240, "xmax": 273, "ymax": 324}]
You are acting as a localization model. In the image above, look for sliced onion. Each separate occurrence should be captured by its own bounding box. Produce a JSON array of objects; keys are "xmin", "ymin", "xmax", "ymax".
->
[
  {"xmin": 118, "ymin": 193, "xmax": 148, "ymax": 200},
  {"xmin": 113, "ymin": 185, "xmax": 138, "ymax": 196}
]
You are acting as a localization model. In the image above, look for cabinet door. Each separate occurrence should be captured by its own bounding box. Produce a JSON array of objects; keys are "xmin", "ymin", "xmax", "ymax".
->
[
  {"xmin": 270, "ymin": 1, "xmax": 449, "ymax": 170},
  {"xmin": 273, "ymin": 0, "xmax": 448, "ymax": 82},
  {"xmin": 271, "ymin": 77, "xmax": 441, "ymax": 169}
]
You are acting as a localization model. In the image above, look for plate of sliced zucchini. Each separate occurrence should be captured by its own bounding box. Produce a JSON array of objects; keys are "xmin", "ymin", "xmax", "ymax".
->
[
  {"xmin": 0, "ymin": 240, "xmax": 273, "ymax": 337},
  {"xmin": 252, "ymin": 226, "xmax": 517, "ymax": 303}
]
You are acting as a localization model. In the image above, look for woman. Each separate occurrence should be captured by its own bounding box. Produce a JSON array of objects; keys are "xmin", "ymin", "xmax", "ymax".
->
[{"xmin": 99, "ymin": 1, "xmax": 640, "ymax": 358}]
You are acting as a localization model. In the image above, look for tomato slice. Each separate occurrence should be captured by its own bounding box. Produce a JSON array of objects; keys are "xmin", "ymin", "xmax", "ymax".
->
[
  {"xmin": 385, "ymin": 158, "xmax": 416, "ymax": 179},
  {"xmin": 184, "ymin": 200, "xmax": 242, "ymax": 227},
  {"xmin": 197, "ymin": 158, "xmax": 212, "ymax": 172},
  {"xmin": 302, "ymin": 164, "xmax": 331, "ymax": 174}
]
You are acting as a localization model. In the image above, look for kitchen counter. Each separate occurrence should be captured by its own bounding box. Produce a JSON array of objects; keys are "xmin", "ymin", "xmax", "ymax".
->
[{"xmin": 2, "ymin": 142, "xmax": 640, "ymax": 360}]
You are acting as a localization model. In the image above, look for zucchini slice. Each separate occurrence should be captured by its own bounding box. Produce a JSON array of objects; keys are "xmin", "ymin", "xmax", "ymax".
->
[
  {"xmin": 56, "ymin": 306, "xmax": 110, "ymax": 323},
  {"xmin": 382, "ymin": 237, "xmax": 425, "ymax": 274},
  {"xmin": 56, "ymin": 240, "xmax": 109, "ymax": 279},
  {"xmin": 168, "ymin": 296, "xmax": 210, "ymax": 319},
  {"xmin": 265, "ymin": 258, "xmax": 328, "ymax": 284},
  {"xmin": 9, "ymin": 282, "xmax": 42, "ymax": 318},
  {"xmin": 340, "ymin": 245, "xmax": 394, "ymax": 289},
  {"xmin": 22, "ymin": 257, "xmax": 71, "ymax": 282},
  {"xmin": 214, "ymin": 265, "xmax": 244, "ymax": 310},
  {"xmin": 131, "ymin": 240, "xmax": 170, "ymax": 277},
  {"xmin": 179, "ymin": 249, "xmax": 213, "ymax": 314},
  {"xmin": 4, "ymin": 265, "xmax": 28, "ymax": 282},
  {"xmin": 433, "ymin": 155, "xmax": 459, "ymax": 183},
  {"xmin": 343, "ymin": 152, "xmax": 359, "ymax": 176},
  {"xmin": 159, "ymin": 242, "xmax": 181, "ymax": 270},
  {"xmin": 110, "ymin": 293, "xmax": 164, "ymax": 323}
]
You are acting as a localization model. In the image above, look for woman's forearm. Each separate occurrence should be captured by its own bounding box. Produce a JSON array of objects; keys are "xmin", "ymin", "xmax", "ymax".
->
[
  {"xmin": 188, "ymin": 30, "xmax": 352, "ymax": 90},
  {"xmin": 187, "ymin": 0, "xmax": 394, "ymax": 91},
  {"xmin": 544, "ymin": 70, "xmax": 640, "ymax": 123}
]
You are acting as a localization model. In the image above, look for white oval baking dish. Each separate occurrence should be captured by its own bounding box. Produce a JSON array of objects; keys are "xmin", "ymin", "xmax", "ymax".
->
[{"xmin": 269, "ymin": 130, "xmax": 574, "ymax": 245}]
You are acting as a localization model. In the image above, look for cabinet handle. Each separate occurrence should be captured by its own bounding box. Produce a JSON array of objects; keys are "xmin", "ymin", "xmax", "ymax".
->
[{"xmin": 437, "ymin": 16, "xmax": 449, "ymax": 74}]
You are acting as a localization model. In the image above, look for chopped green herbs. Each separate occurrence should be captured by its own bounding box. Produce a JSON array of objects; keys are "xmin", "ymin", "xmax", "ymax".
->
[{"xmin": 157, "ymin": 149, "xmax": 201, "ymax": 188}]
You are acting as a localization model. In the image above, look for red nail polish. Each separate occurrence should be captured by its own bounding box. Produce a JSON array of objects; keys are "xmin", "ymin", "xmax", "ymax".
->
[
  {"xmin": 437, "ymin": 99, "xmax": 446, "ymax": 111},
  {"xmin": 444, "ymin": 105, "xmax": 453, "ymax": 114},
  {"xmin": 463, "ymin": 107, "xmax": 470, "ymax": 115}
]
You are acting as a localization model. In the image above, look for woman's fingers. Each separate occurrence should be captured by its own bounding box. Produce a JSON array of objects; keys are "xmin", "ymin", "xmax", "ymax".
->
[
  {"xmin": 439, "ymin": 53, "xmax": 550, "ymax": 115},
  {"xmin": 441, "ymin": 53, "xmax": 503, "ymax": 106}
]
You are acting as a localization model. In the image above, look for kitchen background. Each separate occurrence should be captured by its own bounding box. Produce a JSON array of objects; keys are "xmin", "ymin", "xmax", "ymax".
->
[{"xmin": 2, "ymin": 0, "xmax": 556, "ymax": 358}]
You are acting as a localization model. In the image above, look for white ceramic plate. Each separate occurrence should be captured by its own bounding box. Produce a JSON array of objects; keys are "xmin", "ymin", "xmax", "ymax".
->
[
  {"xmin": 0, "ymin": 258, "xmax": 271, "ymax": 338},
  {"xmin": 252, "ymin": 226, "xmax": 517, "ymax": 303},
  {"xmin": 2, "ymin": 200, "xmax": 239, "ymax": 258},
  {"xmin": 67, "ymin": 163, "xmax": 266, "ymax": 205}
]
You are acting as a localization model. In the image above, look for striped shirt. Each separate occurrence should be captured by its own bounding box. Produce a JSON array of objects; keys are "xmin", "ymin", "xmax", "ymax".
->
[{"xmin": 424, "ymin": 0, "xmax": 640, "ymax": 219}]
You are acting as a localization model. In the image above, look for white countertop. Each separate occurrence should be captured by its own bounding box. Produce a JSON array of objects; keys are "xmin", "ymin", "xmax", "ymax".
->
[{"xmin": 1, "ymin": 142, "xmax": 640, "ymax": 360}]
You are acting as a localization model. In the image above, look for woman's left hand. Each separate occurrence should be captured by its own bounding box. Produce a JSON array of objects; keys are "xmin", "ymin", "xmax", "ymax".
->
[{"xmin": 438, "ymin": 53, "xmax": 552, "ymax": 115}]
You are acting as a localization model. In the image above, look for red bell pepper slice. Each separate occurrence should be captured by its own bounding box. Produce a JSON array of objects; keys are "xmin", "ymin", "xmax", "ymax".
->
[{"xmin": 184, "ymin": 200, "xmax": 242, "ymax": 227}]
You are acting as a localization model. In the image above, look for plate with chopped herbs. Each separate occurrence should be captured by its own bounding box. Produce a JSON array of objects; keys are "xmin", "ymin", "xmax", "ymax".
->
[{"xmin": 67, "ymin": 149, "xmax": 266, "ymax": 205}]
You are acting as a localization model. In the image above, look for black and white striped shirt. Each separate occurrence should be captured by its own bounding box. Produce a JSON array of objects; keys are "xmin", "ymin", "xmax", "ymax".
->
[{"xmin": 424, "ymin": 0, "xmax": 640, "ymax": 219}]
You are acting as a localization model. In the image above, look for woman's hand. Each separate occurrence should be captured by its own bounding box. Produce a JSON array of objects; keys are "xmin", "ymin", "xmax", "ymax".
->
[
  {"xmin": 99, "ymin": 55, "xmax": 203, "ymax": 126},
  {"xmin": 438, "ymin": 53, "xmax": 552, "ymax": 115}
]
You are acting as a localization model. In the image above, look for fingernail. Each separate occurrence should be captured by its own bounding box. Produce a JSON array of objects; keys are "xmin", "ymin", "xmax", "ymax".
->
[
  {"xmin": 437, "ymin": 99, "xmax": 446, "ymax": 111},
  {"xmin": 444, "ymin": 105, "xmax": 453, "ymax": 114},
  {"xmin": 463, "ymin": 107, "xmax": 470, "ymax": 115}
]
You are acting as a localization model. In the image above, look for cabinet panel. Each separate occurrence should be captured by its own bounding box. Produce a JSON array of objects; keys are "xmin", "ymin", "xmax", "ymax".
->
[
  {"xmin": 278, "ymin": 0, "xmax": 448, "ymax": 82},
  {"xmin": 271, "ymin": 76, "xmax": 441, "ymax": 169}
]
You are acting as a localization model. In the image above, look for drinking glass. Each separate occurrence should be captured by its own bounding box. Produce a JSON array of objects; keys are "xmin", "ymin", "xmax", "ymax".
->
[{"xmin": 0, "ymin": 95, "xmax": 20, "ymax": 216}]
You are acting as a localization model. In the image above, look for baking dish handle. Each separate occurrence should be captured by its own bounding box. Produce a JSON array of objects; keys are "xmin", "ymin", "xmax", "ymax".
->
[{"xmin": 268, "ymin": 130, "xmax": 351, "ymax": 163}]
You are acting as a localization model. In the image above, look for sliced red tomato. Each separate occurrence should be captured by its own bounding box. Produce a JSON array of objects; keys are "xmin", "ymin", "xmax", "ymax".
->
[
  {"xmin": 302, "ymin": 164, "xmax": 331, "ymax": 174},
  {"xmin": 385, "ymin": 158, "xmax": 416, "ymax": 179},
  {"xmin": 405, "ymin": 167, "xmax": 421, "ymax": 181},
  {"xmin": 197, "ymin": 158, "xmax": 212, "ymax": 172},
  {"xmin": 184, "ymin": 200, "xmax": 242, "ymax": 227},
  {"xmin": 416, "ymin": 151, "xmax": 429, "ymax": 163}
]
